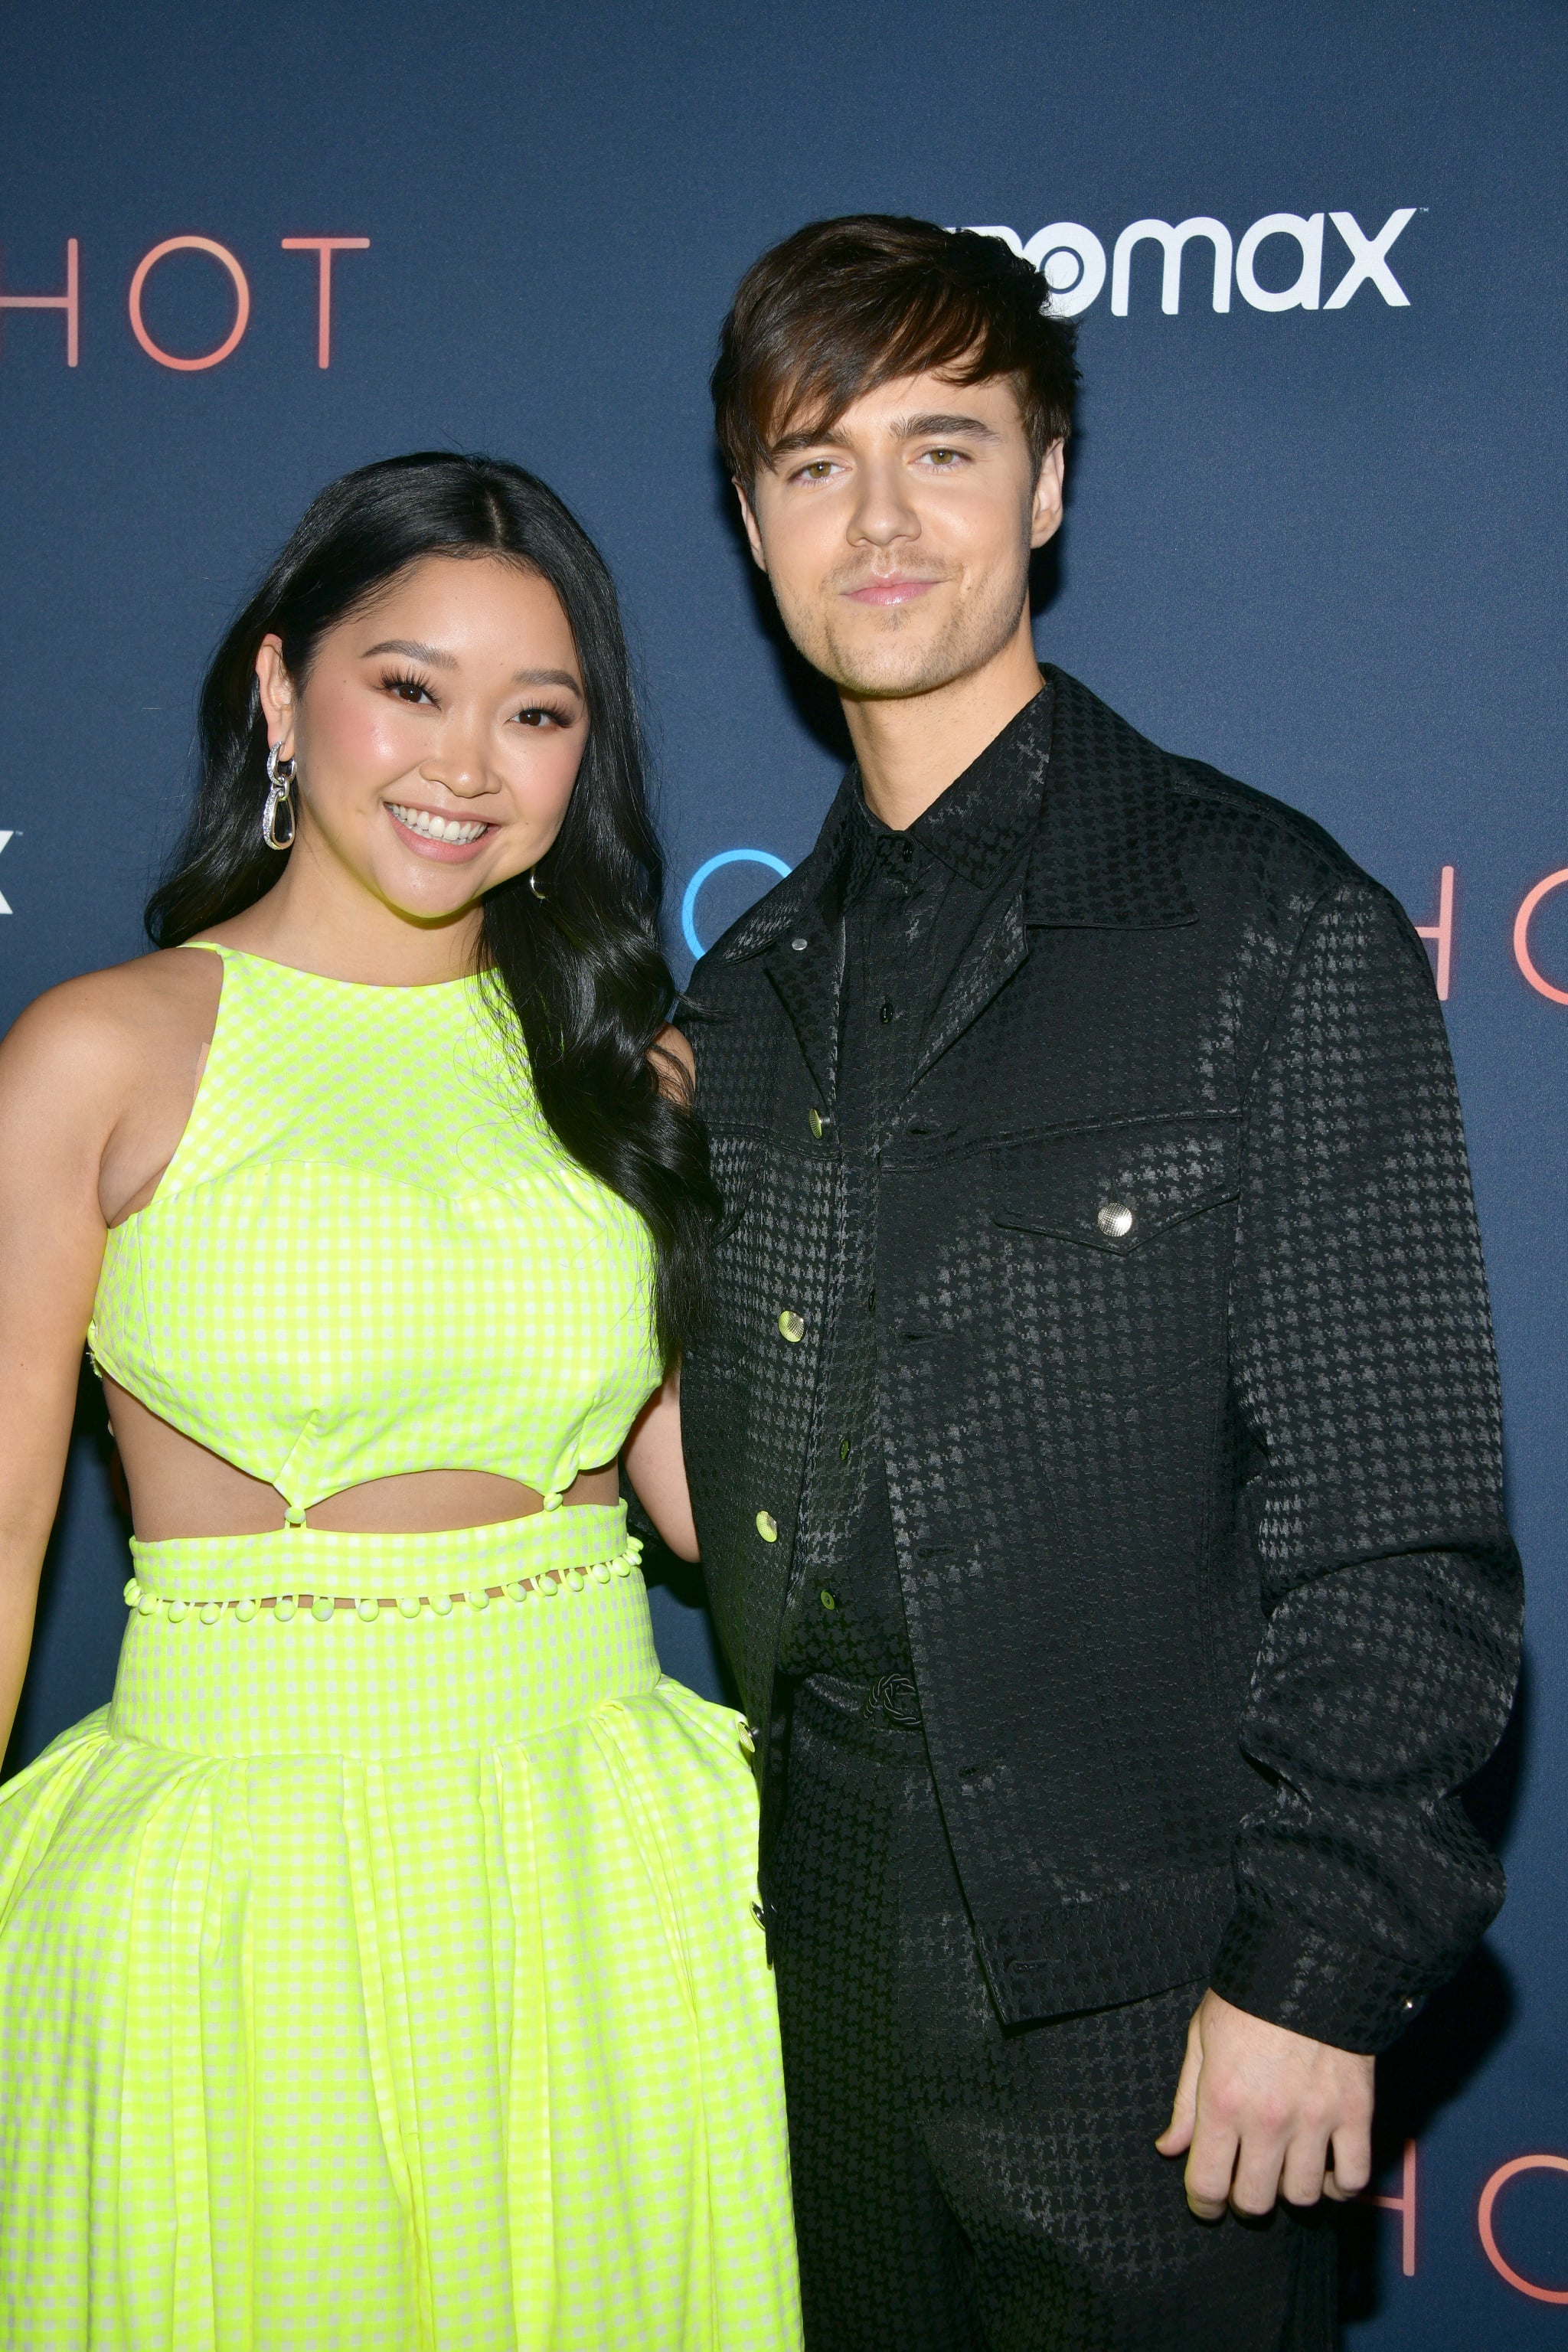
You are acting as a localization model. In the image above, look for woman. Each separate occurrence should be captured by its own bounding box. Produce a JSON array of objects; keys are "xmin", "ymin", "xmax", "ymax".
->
[{"xmin": 0, "ymin": 454, "xmax": 800, "ymax": 2349}]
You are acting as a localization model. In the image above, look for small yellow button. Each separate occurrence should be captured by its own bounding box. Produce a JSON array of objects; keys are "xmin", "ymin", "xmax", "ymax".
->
[
  {"xmin": 275, "ymin": 1595, "xmax": 297, "ymax": 1622},
  {"xmin": 397, "ymin": 1596, "xmax": 421, "ymax": 1619},
  {"xmin": 466, "ymin": 1588, "xmax": 490, "ymax": 1612},
  {"xmin": 819, "ymin": 1587, "xmax": 837, "ymax": 1611},
  {"xmin": 312, "ymin": 1594, "xmax": 335, "ymax": 1622},
  {"xmin": 778, "ymin": 1310, "xmax": 805, "ymax": 1343},
  {"xmin": 235, "ymin": 1598, "xmax": 259, "ymax": 1623},
  {"xmin": 200, "ymin": 1599, "xmax": 224, "ymax": 1625},
  {"xmin": 356, "ymin": 1596, "xmax": 380, "ymax": 1622},
  {"xmin": 430, "ymin": 1592, "xmax": 454, "ymax": 1617},
  {"xmin": 756, "ymin": 1511, "xmax": 779, "ymax": 1543},
  {"xmin": 808, "ymin": 1108, "xmax": 825, "ymax": 1138},
  {"xmin": 543, "ymin": 1490, "xmax": 564, "ymax": 1511}
]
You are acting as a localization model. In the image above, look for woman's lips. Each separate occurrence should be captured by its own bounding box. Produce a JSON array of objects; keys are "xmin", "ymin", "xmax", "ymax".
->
[{"xmin": 386, "ymin": 802, "xmax": 495, "ymax": 862}]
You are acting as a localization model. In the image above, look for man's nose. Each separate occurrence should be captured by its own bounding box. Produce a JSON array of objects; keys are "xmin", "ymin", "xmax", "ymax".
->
[{"xmin": 847, "ymin": 452, "xmax": 920, "ymax": 548}]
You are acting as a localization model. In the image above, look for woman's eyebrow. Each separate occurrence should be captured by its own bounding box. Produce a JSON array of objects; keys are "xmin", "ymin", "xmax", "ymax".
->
[
  {"xmin": 361, "ymin": 636, "xmax": 457, "ymax": 668},
  {"xmin": 359, "ymin": 640, "xmax": 582, "ymax": 697}
]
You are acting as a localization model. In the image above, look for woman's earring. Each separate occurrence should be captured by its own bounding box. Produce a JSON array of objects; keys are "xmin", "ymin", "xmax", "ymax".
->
[
  {"xmin": 528, "ymin": 869, "xmax": 547, "ymax": 900},
  {"xmin": 262, "ymin": 744, "xmax": 297, "ymax": 851}
]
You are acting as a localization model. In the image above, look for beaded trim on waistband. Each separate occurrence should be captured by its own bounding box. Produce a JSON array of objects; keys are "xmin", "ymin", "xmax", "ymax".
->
[{"xmin": 122, "ymin": 1537, "xmax": 645, "ymax": 1625}]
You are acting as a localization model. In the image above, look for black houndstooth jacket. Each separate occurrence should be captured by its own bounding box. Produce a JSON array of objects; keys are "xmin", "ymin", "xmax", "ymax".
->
[{"xmin": 676, "ymin": 668, "xmax": 1521, "ymax": 2054}]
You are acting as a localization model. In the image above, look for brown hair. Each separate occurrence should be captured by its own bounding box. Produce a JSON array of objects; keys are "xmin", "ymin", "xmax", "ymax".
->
[{"xmin": 712, "ymin": 214, "xmax": 1079, "ymax": 492}]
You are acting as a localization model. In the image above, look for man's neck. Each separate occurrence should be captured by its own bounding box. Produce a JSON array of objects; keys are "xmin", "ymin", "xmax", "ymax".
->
[{"xmin": 842, "ymin": 619, "xmax": 1045, "ymax": 832}]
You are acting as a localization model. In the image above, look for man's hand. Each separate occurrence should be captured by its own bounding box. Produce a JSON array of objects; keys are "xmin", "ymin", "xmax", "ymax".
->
[{"xmin": 1155, "ymin": 1989, "xmax": 1374, "ymax": 2220}]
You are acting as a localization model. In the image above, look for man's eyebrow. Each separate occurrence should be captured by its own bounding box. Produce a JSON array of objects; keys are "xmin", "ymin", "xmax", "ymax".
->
[
  {"xmin": 767, "ymin": 410, "xmax": 1003, "ymax": 464},
  {"xmin": 893, "ymin": 411, "xmax": 1001, "ymax": 442},
  {"xmin": 360, "ymin": 637, "xmax": 458, "ymax": 668},
  {"xmin": 767, "ymin": 422, "xmax": 853, "ymax": 461}
]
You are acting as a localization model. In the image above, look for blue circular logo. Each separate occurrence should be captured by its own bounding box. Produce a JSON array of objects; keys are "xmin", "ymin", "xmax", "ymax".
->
[{"xmin": 681, "ymin": 848, "xmax": 792, "ymax": 959}]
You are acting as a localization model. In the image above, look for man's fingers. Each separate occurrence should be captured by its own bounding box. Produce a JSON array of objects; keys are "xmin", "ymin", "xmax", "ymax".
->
[
  {"xmin": 1155, "ymin": 2008, "xmax": 1204, "ymax": 2157},
  {"xmin": 1182, "ymin": 2111, "xmax": 1240, "ymax": 2221},
  {"xmin": 1279, "ymin": 2125, "xmax": 1334, "ymax": 2209},
  {"xmin": 1322, "ymin": 2119, "xmax": 1373, "ymax": 2202}
]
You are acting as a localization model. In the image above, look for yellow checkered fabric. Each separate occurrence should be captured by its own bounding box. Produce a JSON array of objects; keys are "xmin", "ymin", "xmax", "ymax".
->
[
  {"xmin": 89, "ymin": 946, "xmax": 662, "ymax": 1517},
  {"xmin": 0, "ymin": 952, "xmax": 801, "ymax": 2350}
]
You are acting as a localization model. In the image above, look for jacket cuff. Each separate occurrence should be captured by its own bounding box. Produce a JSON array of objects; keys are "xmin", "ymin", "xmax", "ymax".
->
[{"xmin": 1207, "ymin": 1901, "xmax": 1426, "ymax": 2055}]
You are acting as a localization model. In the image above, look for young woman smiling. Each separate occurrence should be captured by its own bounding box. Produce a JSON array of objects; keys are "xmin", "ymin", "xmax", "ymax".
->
[{"xmin": 0, "ymin": 454, "xmax": 800, "ymax": 2349}]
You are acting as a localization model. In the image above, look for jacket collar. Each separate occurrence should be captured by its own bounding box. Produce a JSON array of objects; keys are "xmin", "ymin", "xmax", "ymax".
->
[
  {"xmin": 718, "ymin": 665, "xmax": 1195, "ymax": 965},
  {"xmin": 714, "ymin": 668, "xmax": 1196, "ymax": 1110},
  {"xmin": 1024, "ymin": 668, "xmax": 1197, "ymax": 929}
]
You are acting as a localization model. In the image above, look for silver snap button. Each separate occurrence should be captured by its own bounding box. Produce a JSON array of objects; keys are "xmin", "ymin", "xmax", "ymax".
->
[
  {"xmin": 791, "ymin": 935, "xmax": 808, "ymax": 952},
  {"xmin": 1097, "ymin": 1201, "xmax": 1135, "ymax": 1239}
]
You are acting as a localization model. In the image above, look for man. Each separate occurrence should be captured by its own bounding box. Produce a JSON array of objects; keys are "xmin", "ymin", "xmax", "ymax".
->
[{"xmin": 675, "ymin": 217, "xmax": 1521, "ymax": 2349}]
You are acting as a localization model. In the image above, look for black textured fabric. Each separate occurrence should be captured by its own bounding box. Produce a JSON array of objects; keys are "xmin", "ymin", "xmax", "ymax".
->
[
  {"xmin": 774, "ymin": 1674, "xmax": 1338, "ymax": 2352},
  {"xmin": 778, "ymin": 688, "xmax": 1047, "ymax": 1680},
  {"xmin": 678, "ymin": 668, "xmax": 1521, "ymax": 2054}
]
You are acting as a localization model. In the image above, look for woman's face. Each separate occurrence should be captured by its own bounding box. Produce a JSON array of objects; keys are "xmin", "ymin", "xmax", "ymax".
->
[{"xmin": 255, "ymin": 554, "xmax": 589, "ymax": 926}]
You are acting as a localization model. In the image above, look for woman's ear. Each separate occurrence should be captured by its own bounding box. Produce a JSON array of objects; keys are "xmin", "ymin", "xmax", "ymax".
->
[{"xmin": 254, "ymin": 634, "xmax": 296, "ymax": 751}]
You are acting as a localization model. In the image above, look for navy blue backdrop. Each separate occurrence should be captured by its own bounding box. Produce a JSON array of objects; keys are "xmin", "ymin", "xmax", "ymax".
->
[{"xmin": 2, "ymin": 3, "xmax": 1563, "ymax": 2337}]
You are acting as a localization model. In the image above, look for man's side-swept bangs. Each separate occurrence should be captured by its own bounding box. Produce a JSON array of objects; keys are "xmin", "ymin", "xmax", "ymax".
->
[{"xmin": 713, "ymin": 215, "xmax": 1079, "ymax": 491}]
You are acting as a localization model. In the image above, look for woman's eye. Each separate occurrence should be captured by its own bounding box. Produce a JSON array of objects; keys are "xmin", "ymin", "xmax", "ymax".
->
[
  {"xmin": 385, "ymin": 674, "xmax": 434, "ymax": 704},
  {"xmin": 517, "ymin": 705, "xmax": 567, "ymax": 729}
]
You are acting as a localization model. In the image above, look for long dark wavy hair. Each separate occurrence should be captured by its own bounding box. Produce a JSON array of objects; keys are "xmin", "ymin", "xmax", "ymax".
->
[{"xmin": 146, "ymin": 452, "xmax": 717, "ymax": 1358}]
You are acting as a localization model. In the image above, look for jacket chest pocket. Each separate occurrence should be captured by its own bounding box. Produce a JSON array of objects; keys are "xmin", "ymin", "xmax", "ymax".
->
[{"xmin": 989, "ymin": 1115, "xmax": 1240, "ymax": 1400}]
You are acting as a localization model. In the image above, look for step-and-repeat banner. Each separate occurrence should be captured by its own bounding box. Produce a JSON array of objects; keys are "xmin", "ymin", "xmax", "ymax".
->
[{"xmin": 2, "ymin": 2, "xmax": 1562, "ymax": 2338}]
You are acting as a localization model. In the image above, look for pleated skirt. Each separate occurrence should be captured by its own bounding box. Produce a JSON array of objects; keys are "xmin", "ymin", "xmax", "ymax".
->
[{"xmin": 0, "ymin": 1507, "xmax": 801, "ymax": 2350}]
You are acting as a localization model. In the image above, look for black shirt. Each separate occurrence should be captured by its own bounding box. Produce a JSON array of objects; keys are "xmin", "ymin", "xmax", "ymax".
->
[{"xmin": 776, "ymin": 682, "xmax": 1054, "ymax": 1684}]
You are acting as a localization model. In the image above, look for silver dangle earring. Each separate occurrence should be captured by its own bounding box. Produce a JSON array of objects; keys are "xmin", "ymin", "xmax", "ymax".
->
[
  {"xmin": 262, "ymin": 744, "xmax": 297, "ymax": 851},
  {"xmin": 528, "ymin": 869, "xmax": 547, "ymax": 901}
]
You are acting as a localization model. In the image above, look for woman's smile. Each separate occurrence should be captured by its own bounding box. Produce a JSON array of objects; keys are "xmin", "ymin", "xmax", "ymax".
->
[{"xmin": 384, "ymin": 799, "xmax": 496, "ymax": 858}]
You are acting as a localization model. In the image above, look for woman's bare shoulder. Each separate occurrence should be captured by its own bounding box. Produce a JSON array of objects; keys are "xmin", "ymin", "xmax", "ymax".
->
[{"xmin": 0, "ymin": 946, "xmax": 222, "ymax": 1108}]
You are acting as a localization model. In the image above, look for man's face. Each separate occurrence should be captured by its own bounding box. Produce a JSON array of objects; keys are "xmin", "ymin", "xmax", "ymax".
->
[{"xmin": 737, "ymin": 367, "xmax": 1063, "ymax": 701}]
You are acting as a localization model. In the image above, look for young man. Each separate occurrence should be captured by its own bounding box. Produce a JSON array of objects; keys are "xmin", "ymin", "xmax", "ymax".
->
[{"xmin": 676, "ymin": 217, "xmax": 1521, "ymax": 2350}]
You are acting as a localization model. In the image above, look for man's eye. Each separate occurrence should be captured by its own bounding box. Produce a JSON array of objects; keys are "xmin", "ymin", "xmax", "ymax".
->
[
  {"xmin": 798, "ymin": 461, "xmax": 837, "ymax": 482},
  {"xmin": 925, "ymin": 447, "xmax": 962, "ymax": 467}
]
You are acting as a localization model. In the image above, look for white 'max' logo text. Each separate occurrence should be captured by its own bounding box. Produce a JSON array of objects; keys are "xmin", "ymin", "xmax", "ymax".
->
[
  {"xmin": 965, "ymin": 210, "xmax": 1416, "ymax": 316},
  {"xmin": 0, "ymin": 832, "xmax": 11, "ymax": 916}
]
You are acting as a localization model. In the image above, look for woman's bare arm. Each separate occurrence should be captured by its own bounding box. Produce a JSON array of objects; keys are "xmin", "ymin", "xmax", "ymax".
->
[
  {"xmin": 619, "ymin": 1024, "xmax": 702, "ymax": 1561},
  {"xmin": 0, "ymin": 946, "xmax": 216, "ymax": 1753},
  {"xmin": 622, "ymin": 1362, "xmax": 699, "ymax": 1561},
  {"xmin": 0, "ymin": 987, "xmax": 123, "ymax": 1756}
]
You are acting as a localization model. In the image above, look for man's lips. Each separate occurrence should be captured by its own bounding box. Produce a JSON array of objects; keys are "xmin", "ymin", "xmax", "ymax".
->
[{"xmin": 841, "ymin": 575, "xmax": 946, "ymax": 608}]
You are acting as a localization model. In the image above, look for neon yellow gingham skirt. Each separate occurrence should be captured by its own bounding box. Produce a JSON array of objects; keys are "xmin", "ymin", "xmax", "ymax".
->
[{"xmin": 0, "ymin": 1505, "xmax": 801, "ymax": 2350}]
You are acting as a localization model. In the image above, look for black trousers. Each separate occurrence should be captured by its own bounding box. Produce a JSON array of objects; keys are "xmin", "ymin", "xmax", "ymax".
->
[{"xmin": 769, "ymin": 1676, "xmax": 1338, "ymax": 2352}]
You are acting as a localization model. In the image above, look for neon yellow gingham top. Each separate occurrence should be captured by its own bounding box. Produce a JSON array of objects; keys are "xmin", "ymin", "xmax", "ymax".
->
[{"xmin": 88, "ymin": 945, "xmax": 662, "ymax": 1522}]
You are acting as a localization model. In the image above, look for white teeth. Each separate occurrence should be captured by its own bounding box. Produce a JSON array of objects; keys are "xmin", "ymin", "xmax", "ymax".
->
[{"xmin": 388, "ymin": 803, "xmax": 486, "ymax": 845}]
